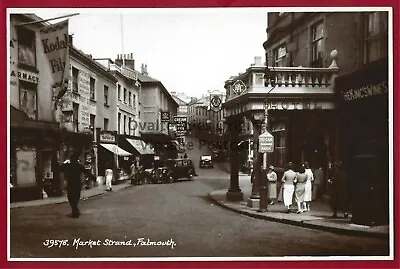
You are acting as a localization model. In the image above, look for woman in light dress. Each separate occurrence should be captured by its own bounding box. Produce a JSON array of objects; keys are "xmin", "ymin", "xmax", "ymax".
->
[
  {"xmin": 295, "ymin": 165, "xmax": 308, "ymax": 213},
  {"xmin": 303, "ymin": 162, "xmax": 314, "ymax": 211},
  {"xmin": 267, "ymin": 165, "xmax": 277, "ymax": 205},
  {"xmin": 281, "ymin": 162, "xmax": 296, "ymax": 213}
]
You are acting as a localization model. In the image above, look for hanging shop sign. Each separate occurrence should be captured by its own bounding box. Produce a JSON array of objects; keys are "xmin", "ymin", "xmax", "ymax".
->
[
  {"xmin": 173, "ymin": 116, "xmax": 187, "ymax": 135},
  {"xmin": 265, "ymin": 101, "xmax": 333, "ymax": 110},
  {"xmin": 39, "ymin": 19, "xmax": 70, "ymax": 108},
  {"xmin": 258, "ymin": 131, "xmax": 274, "ymax": 153},
  {"xmin": 161, "ymin": 111, "xmax": 170, "ymax": 122},
  {"xmin": 342, "ymin": 81, "xmax": 388, "ymax": 101},
  {"xmin": 210, "ymin": 94, "xmax": 222, "ymax": 112},
  {"xmin": 232, "ymin": 80, "xmax": 246, "ymax": 95}
]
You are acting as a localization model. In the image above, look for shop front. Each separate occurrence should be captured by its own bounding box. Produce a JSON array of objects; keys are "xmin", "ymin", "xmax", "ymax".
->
[
  {"xmin": 336, "ymin": 58, "xmax": 389, "ymax": 226},
  {"xmin": 97, "ymin": 130, "xmax": 132, "ymax": 182},
  {"xmin": 10, "ymin": 106, "xmax": 60, "ymax": 202},
  {"xmin": 119, "ymin": 135, "xmax": 155, "ymax": 170}
]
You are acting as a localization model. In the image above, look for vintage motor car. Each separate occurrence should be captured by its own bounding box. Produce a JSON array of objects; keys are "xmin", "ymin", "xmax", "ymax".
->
[
  {"xmin": 163, "ymin": 158, "xmax": 196, "ymax": 182},
  {"xmin": 199, "ymin": 155, "xmax": 213, "ymax": 168}
]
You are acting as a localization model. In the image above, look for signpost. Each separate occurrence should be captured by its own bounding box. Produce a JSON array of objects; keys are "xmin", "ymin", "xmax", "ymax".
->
[
  {"xmin": 161, "ymin": 111, "xmax": 170, "ymax": 122},
  {"xmin": 258, "ymin": 131, "xmax": 274, "ymax": 153}
]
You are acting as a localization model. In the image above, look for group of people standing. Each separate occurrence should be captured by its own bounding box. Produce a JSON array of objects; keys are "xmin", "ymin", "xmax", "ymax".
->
[
  {"xmin": 263, "ymin": 161, "xmax": 349, "ymax": 217},
  {"xmin": 279, "ymin": 162, "xmax": 314, "ymax": 213}
]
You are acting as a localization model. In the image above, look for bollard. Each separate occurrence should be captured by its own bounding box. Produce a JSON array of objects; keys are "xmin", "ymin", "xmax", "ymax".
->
[{"xmin": 258, "ymin": 186, "xmax": 268, "ymax": 212}]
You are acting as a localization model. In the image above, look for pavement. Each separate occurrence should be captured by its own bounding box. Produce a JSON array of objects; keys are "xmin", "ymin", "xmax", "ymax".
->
[
  {"xmin": 10, "ymin": 172, "xmax": 390, "ymax": 239},
  {"xmin": 10, "ymin": 180, "xmax": 132, "ymax": 209},
  {"xmin": 208, "ymin": 174, "xmax": 390, "ymax": 239}
]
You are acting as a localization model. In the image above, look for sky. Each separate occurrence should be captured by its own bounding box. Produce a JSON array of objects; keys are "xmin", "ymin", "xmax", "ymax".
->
[{"xmin": 28, "ymin": 8, "xmax": 269, "ymax": 98}]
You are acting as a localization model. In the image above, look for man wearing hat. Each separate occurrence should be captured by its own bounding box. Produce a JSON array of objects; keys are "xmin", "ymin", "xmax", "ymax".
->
[{"xmin": 267, "ymin": 165, "xmax": 278, "ymax": 205}]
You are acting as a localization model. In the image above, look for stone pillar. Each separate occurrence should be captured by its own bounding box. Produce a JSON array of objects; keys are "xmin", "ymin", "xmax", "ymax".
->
[
  {"xmin": 226, "ymin": 116, "xmax": 243, "ymax": 202},
  {"xmin": 247, "ymin": 111, "xmax": 265, "ymax": 208}
]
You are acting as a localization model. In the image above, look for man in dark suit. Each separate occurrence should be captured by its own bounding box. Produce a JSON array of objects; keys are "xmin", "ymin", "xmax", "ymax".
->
[{"xmin": 59, "ymin": 152, "xmax": 95, "ymax": 218}]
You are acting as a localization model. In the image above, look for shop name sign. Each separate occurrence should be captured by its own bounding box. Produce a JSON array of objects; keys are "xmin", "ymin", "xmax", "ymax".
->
[
  {"xmin": 10, "ymin": 70, "xmax": 39, "ymax": 84},
  {"xmin": 99, "ymin": 133, "xmax": 116, "ymax": 143},
  {"xmin": 343, "ymin": 81, "xmax": 388, "ymax": 101},
  {"xmin": 265, "ymin": 101, "xmax": 331, "ymax": 110}
]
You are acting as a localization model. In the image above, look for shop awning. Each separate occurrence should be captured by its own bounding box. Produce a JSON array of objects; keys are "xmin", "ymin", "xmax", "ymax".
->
[
  {"xmin": 100, "ymin": 143, "xmax": 132, "ymax": 156},
  {"xmin": 126, "ymin": 138, "xmax": 155, "ymax": 155}
]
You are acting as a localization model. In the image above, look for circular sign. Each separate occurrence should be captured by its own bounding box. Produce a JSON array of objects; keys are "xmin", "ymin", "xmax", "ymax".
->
[
  {"xmin": 210, "ymin": 95, "xmax": 222, "ymax": 112},
  {"xmin": 232, "ymin": 80, "xmax": 246, "ymax": 95}
]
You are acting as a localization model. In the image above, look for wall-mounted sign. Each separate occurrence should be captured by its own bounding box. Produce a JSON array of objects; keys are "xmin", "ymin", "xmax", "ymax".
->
[
  {"xmin": 173, "ymin": 116, "xmax": 187, "ymax": 134},
  {"xmin": 265, "ymin": 101, "xmax": 333, "ymax": 110},
  {"xmin": 10, "ymin": 70, "xmax": 39, "ymax": 84},
  {"xmin": 99, "ymin": 132, "xmax": 116, "ymax": 143},
  {"xmin": 210, "ymin": 95, "xmax": 222, "ymax": 112},
  {"xmin": 161, "ymin": 111, "xmax": 170, "ymax": 122},
  {"xmin": 78, "ymin": 70, "xmax": 91, "ymax": 132},
  {"xmin": 232, "ymin": 80, "xmax": 246, "ymax": 95},
  {"xmin": 342, "ymin": 81, "xmax": 388, "ymax": 101}
]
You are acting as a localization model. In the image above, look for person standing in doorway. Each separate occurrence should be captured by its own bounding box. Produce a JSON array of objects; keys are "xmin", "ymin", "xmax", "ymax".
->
[
  {"xmin": 281, "ymin": 162, "xmax": 297, "ymax": 213},
  {"xmin": 105, "ymin": 162, "xmax": 114, "ymax": 191},
  {"xmin": 267, "ymin": 165, "xmax": 277, "ymax": 205},
  {"xmin": 329, "ymin": 161, "xmax": 350, "ymax": 218},
  {"xmin": 59, "ymin": 152, "xmax": 95, "ymax": 218},
  {"xmin": 303, "ymin": 162, "xmax": 314, "ymax": 211},
  {"xmin": 313, "ymin": 166, "xmax": 324, "ymax": 201}
]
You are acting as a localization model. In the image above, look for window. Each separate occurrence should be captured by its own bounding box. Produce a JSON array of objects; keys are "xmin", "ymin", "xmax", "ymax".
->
[
  {"xmin": 273, "ymin": 45, "xmax": 287, "ymax": 67},
  {"xmin": 133, "ymin": 94, "xmax": 136, "ymax": 108},
  {"xmin": 73, "ymin": 103, "xmax": 79, "ymax": 132},
  {"xmin": 123, "ymin": 115, "xmax": 127, "ymax": 134},
  {"xmin": 311, "ymin": 22, "xmax": 324, "ymax": 68},
  {"xmin": 90, "ymin": 77, "xmax": 95, "ymax": 100},
  {"xmin": 104, "ymin": 85, "xmax": 109, "ymax": 106},
  {"xmin": 364, "ymin": 12, "xmax": 388, "ymax": 64},
  {"xmin": 118, "ymin": 112, "xmax": 121, "ymax": 134},
  {"xmin": 128, "ymin": 117, "xmax": 131, "ymax": 135},
  {"xmin": 272, "ymin": 124, "xmax": 286, "ymax": 167},
  {"xmin": 19, "ymin": 82, "xmax": 37, "ymax": 120},
  {"xmin": 90, "ymin": 114, "xmax": 96, "ymax": 141},
  {"xmin": 129, "ymin": 91, "xmax": 132, "ymax": 106},
  {"xmin": 124, "ymin": 88, "xmax": 127, "ymax": 104},
  {"xmin": 117, "ymin": 84, "xmax": 121, "ymax": 100},
  {"xmin": 17, "ymin": 27, "xmax": 36, "ymax": 67},
  {"xmin": 104, "ymin": 118, "xmax": 109, "ymax": 131},
  {"xmin": 72, "ymin": 67, "xmax": 79, "ymax": 93}
]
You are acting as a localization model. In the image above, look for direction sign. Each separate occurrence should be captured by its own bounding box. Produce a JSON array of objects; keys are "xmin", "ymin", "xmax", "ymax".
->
[
  {"xmin": 232, "ymin": 80, "xmax": 246, "ymax": 95},
  {"xmin": 258, "ymin": 131, "xmax": 274, "ymax": 153}
]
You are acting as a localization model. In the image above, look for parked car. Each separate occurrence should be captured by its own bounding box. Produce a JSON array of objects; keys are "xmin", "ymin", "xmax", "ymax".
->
[
  {"xmin": 199, "ymin": 155, "xmax": 213, "ymax": 168},
  {"xmin": 163, "ymin": 158, "xmax": 196, "ymax": 182}
]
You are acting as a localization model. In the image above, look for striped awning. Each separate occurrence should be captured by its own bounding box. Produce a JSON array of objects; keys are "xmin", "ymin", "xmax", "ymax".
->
[{"xmin": 100, "ymin": 143, "xmax": 132, "ymax": 156}]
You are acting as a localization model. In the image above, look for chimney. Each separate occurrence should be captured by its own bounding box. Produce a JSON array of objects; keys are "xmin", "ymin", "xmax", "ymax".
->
[
  {"xmin": 141, "ymin": 63, "xmax": 148, "ymax": 75},
  {"xmin": 254, "ymin": 56, "xmax": 262, "ymax": 66},
  {"xmin": 115, "ymin": 52, "xmax": 135, "ymax": 70}
]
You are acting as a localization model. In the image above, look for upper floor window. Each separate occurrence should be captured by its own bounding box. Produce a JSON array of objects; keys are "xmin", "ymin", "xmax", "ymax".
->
[
  {"xmin": 118, "ymin": 112, "xmax": 121, "ymax": 133},
  {"xmin": 73, "ymin": 103, "xmax": 79, "ymax": 132},
  {"xmin": 19, "ymin": 81, "xmax": 37, "ymax": 120},
  {"xmin": 311, "ymin": 22, "xmax": 324, "ymax": 68},
  {"xmin": 17, "ymin": 27, "xmax": 36, "ymax": 68},
  {"xmin": 133, "ymin": 94, "xmax": 136, "ymax": 108},
  {"xmin": 117, "ymin": 84, "xmax": 121, "ymax": 100},
  {"xmin": 129, "ymin": 91, "xmax": 132, "ymax": 106},
  {"xmin": 364, "ymin": 12, "xmax": 388, "ymax": 64},
  {"xmin": 90, "ymin": 77, "xmax": 95, "ymax": 100},
  {"xmin": 104, "ymin": 118, "xmax": 109, "ymax": 131},
  {"xmin": 104, "ymin": 85, "xmax": 109, "ymax": 106},
  {"xmin": 72, "ymin": 67, "xmax": 79, "ymax": 93},
  {"xmin": 124, "ymin": 88, "xmax": 127, "ymax": 104}
]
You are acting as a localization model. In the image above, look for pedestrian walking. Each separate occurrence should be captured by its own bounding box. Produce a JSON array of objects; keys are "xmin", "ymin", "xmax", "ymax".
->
[
  {"xmin": 295, "ymin": 165, "xmax": 308, "ymax": 213},
  {"xmin": 281, "ymin": 162, "xmax": 297, "ymax": 213},
  {"xmin": 303, "ymin": 162, "xmax": 314, "ymax": 211},
  {"xmin": 329, "ymin": 161, "xmax": 350, "ymax": 218},
  {"xmin": 105, "ymin": 162, "xmax": 114, "ymax": 191},
  {"xmin": 59, "ymin": 152, "xmax": 95, "ymax": 218},
  {"xmin": 312, "ymin": 166, "xmax": 324, "ymax": 201},
  {"xmin": 267, "ymin": 165, "xmax": 277, "ymax": 205}
]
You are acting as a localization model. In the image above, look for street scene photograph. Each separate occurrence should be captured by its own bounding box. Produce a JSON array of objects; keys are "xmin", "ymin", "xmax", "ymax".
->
[{"xmin": 7, "ymin": 6, "xmax": 394, "ymax": 261}]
